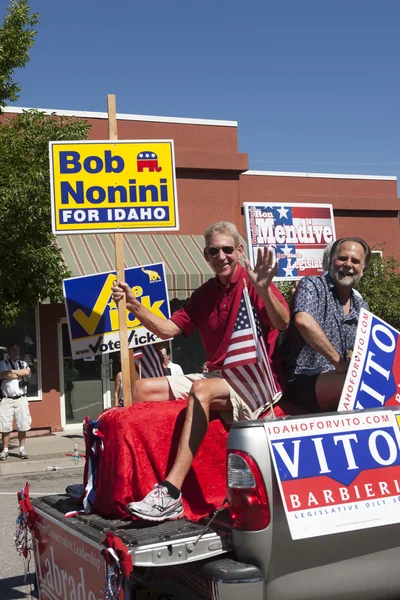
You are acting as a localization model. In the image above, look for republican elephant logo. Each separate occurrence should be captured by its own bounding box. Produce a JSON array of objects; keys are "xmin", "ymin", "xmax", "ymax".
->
[
  {"xmin": 142, "ymin": 268, "xmax": 161, "ymax": 282},
  {"xmin": 137, "ymin": 152, "xmax": 162, "ymax": 172}
]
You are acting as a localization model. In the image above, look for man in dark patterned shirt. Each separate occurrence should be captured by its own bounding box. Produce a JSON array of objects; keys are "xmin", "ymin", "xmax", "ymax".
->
[{"xmin": 283, "ymin": 237, "xmax": 370, "ymax": 412}]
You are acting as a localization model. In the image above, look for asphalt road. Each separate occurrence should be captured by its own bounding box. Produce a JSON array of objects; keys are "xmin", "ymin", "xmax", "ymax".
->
[{"xmin": 0, "ymin": 468, "xmax": 84, "ymax": 600}]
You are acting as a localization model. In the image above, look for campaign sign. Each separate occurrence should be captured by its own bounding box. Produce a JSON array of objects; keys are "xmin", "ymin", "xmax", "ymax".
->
[
  {"xmin": 266, "ymin": 410, "xmax": 400, "ymax": 540},
  {"xmin": 338, "ymin": 309, "xmax": 400, "ymax": 412},
  {"xmin": 243, "ymin": 202, "xmax": 335, "ymax": 281},
  {"xmin": 32, "ymin": 508, "xmax": 105, "ymax": 600},
  {"xmin": 63, "ymin": 262, "xmax": 170, "ymax": 358},
  {"xmin": 49, "ymin": 140, "xmax": 178, "ymax": 234}
]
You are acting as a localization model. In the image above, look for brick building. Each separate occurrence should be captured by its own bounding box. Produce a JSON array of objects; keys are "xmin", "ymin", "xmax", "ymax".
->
[{"xmin": 1, "ymin": 106, "xmax": 399, "ymax": 432}]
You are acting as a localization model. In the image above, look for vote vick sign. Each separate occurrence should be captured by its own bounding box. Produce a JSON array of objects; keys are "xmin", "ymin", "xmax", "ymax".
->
[
  {"xmin": 63, "ymin": 262, "xmax": 170, "ymax": 358},
  {"xmin": 266, "ymin": 410, "xmax": 400, "ymax": 539},
  {"xmin": 49, "ymin": 140, "xmax": 178, "ymax": 234},
  {"xmin": 338, "ymin": 309, "xmax": 400, "ymax": 411}
]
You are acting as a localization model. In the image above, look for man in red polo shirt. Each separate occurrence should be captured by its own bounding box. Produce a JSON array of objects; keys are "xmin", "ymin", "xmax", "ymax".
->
[{"xmin": 112, "ymin": 220, "xmax": 289, "ymax": 521}]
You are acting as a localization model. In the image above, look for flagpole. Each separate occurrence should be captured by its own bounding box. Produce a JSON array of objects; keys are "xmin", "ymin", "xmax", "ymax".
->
[{"xmin": 243, "ymin": 279, "xmax": 277, "ymax": 420}]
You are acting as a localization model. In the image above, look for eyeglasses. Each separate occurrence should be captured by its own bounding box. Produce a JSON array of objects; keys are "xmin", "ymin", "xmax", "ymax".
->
[{"xmin": 206, "ymin": 246, "xmax": 236, "ymax": 256}]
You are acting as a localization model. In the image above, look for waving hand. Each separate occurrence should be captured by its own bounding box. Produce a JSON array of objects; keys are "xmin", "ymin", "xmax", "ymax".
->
[{"xmin": 244, "ymin": 246, "xmax": 277, "ymax": 294}]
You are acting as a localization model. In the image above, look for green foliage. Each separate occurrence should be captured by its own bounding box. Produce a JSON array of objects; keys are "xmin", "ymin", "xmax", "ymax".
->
[
  {"xmin": 277, "ymin": 280, "xmax": 294, "ymax": 305},
  {"xmin": 357, "ymin": 251, "xmax": 400, "ymax": 331},
  {"xmin": 0, "ymin": 0, "xmax": 38, "ymax": 111},
  {"xmin": 0, "ymin": 109, "xmax": 90, "ymax": 325}
]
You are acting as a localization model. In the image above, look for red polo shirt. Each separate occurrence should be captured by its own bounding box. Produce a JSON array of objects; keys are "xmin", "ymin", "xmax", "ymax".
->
[{"xmin": 170, "ymin": 264, "xmax": 288, "ymax": 389}]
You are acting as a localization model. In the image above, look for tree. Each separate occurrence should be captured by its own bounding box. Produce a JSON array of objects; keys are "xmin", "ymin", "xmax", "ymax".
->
[
  {"xmin": 357, "ymin": 250, "xmax": 400, "ymax": 331},
  {"xmin": 0, "ymin": 0, "xmax": 38, "ymax": 112},
  {"xmin": 0, "ymin": 109, "xmax": 90, "ymax": 325}
]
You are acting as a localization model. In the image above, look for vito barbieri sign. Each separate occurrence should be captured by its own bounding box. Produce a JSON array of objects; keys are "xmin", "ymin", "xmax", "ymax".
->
[
  {"xmin": 338, "ymin": 309, "xmax": 400, "ymax": 412},
  {"xmin": 266, "ymin": 410, "xmax": 400, "ymax": 540},
  {"xmin": 243, "ymin": 202, "xmax": 335, "ymax": 281},
  {"xmin": 49, "ymin": 140, "xmax": 178, "ymax": 234}
]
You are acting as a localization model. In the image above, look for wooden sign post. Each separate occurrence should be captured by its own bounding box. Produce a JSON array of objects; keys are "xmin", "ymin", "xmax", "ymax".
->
[
  {"xmin": 50, "ymin": 97, "xmax": 178, "ymax": 409},
  {"xmin": 107, "ymin": 94, "xmax": 135, "ymax": 406}
]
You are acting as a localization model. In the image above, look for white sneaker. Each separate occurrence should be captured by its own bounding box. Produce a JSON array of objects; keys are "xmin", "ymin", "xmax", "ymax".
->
[
  {"xmin": 126, "ymin": 484, "xmax": 184, "ymax": 522},
  {"xmin": 0, "ymin": 449, "xmax": 9, "ymax": 461}
]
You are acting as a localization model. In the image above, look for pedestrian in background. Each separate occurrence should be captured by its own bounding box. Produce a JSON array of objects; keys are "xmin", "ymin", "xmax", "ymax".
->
[
  {"xmin": 0, "ymin": 343, "xmax": 31, "ymax": 460},
  {"xmin": 158, "ymin": 344, "xmax": 184, "ymax": 376}
]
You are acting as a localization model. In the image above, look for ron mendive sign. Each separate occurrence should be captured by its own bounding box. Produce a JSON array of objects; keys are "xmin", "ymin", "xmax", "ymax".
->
[
  {"xmin": 49, "ymin": 140, "xmax": 178, "ymax": 234},
  {"xmin": 243, "ymin": 202, "xmax": 335, "ymax": 280}
]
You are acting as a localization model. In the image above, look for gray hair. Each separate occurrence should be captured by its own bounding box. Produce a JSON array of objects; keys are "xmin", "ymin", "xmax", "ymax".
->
[
  {"xmin": 322, "ymin": 242, "xmax": 334, "ymax": 271},
  {"xmin": 204, "ymin": 221, "xmax": 240, "ymax": 247}
]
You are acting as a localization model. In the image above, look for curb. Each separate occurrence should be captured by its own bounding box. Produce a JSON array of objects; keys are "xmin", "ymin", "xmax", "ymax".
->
[{"xmin": 0, "ymin": 456, "xmax": 85, "ymax": 476}]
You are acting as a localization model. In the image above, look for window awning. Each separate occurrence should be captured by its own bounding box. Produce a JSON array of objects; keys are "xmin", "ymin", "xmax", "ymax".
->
[{"xmin": 57, "ymin": 233, "xmax": 248, "ymax": 300}]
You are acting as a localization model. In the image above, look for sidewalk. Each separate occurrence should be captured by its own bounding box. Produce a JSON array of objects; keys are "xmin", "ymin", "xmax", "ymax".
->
[{"xmin": 0, "ymin": 428, "xmax": 86, "ymax": 476}]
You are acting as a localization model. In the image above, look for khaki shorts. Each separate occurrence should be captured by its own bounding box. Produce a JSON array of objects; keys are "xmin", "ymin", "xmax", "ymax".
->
[
  {"xmin": 166, "ymin": 371, "xmax": 255, "ymax": 422},
  {"xmin": 0, "ymin": 396, "xmax": 32, "ymax": 432}
]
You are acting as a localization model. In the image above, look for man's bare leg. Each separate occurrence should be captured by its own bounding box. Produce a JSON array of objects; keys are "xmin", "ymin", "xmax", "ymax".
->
[
  {"xmin": 2, "ymin": 432, "xmax": 10, "ymax": 449},
  {"xmin": 18, "ymin": 431, "xmax": 28, "ymax": 458},
  {"xmin": 0, "ymin": 432, "xmax": 10, "ymax": 459},
  {"xmin": 132, "ymin": 376, "xmax": 175, "ymax": 403},
  {"xmin": 315, "ymin": 371, "xmax": 347, "ymax": 411},
  {"xmin": 126, "ymin": 377, "xmax": 232, "ymax": 520},
  {"xmin": 165, "ymin": 377, "xmax": 232, "ymax": 490}
]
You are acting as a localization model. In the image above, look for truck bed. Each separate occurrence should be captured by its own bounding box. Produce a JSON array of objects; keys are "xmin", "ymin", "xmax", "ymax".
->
[{"xmin": 32, "ymin": 494, "xmax": 232, "ymax": 567}]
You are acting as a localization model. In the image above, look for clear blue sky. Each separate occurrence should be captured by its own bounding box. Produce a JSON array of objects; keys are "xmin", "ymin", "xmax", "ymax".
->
[{"xmin": 5, "ymin": 0, "xmax": 400, "ymax": 183}]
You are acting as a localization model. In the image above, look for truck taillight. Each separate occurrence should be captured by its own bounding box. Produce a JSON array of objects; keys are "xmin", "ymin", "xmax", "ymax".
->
[{"xmin": 227, "ymin": 450, "xmax": 270, "ymax": 531}]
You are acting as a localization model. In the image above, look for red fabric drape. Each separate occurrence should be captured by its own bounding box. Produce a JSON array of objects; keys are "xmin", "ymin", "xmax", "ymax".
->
[{"xmin": 84, "ymin": 399, "xmax": 304, "ymax": 522}]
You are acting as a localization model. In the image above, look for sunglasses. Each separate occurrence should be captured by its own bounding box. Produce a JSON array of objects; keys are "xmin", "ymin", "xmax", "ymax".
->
[{"xmin": 207, "ymin": 245, "xmax": 236, "ymax": 256}]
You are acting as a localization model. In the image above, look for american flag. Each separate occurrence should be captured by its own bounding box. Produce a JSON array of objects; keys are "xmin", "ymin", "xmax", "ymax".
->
[
  {"xmin": 222, "ymin": 284, "xmax": 278, "ymax": 413},
  {"xmin": 133, "ymin": 345, "xmax": 164, "ymax": 379}
]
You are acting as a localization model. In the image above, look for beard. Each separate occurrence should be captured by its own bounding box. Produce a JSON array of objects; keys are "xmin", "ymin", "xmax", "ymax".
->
[{"xmin": 330, "ymin": 268, "xmax": 362, "ymax": 288}]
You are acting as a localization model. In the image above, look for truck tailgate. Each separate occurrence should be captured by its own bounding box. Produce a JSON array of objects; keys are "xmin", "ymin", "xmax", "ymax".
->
[{"xmin": 32, "ymin": 495, "xmax": 232, "ymax": 567}]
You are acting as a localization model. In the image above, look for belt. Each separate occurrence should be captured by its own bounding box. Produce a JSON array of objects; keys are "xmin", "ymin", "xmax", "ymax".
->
[{"xmin": 7, "ymin": 395, "xmax": 23, "ymax": 399}]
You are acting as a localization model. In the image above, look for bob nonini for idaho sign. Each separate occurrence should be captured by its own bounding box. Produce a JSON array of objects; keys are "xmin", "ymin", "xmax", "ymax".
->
[
  {"xmin": 63, "ymin": 262, "xmax": 170, "ymax": 358},
  {"xmin": 50, "ymin": 140, "xmax": 178, "ymax": 234},
  {"xmin": 244, "ymin": 202, "xmax": 335, "ymax": 280},
  {"xmin": 266, "ymin": 410, "xmax": 400, "ymax": 540}
]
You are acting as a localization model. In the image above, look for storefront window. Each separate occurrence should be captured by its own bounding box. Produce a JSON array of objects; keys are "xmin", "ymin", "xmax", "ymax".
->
[{"xmin": 0, "ymin": 307, "xmax": 40, "ymax": 400}]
